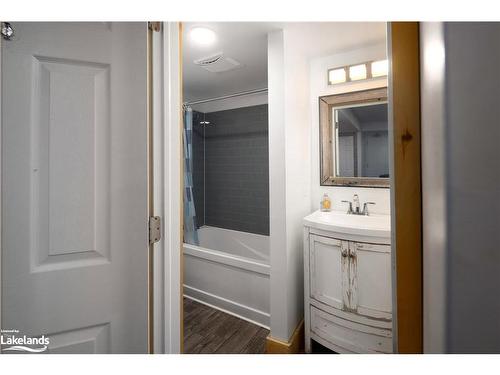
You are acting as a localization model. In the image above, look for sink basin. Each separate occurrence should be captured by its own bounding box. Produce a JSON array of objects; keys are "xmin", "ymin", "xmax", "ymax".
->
[{"xmin": 303, "ymin": 210, "xmax": 391, "ymax": 240}]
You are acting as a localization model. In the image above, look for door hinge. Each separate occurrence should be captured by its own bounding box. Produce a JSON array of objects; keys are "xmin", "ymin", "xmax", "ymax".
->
[
  {"xmin": 148, "ymin": 22, "xmax": 161, "ymax": 32},
  {"xmin": 149, "ymin": 216, "xmax": 161, "ymax": 245}
]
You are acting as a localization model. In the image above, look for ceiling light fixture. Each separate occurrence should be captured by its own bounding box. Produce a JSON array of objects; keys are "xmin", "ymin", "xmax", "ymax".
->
[{"xmin": 189, "ymin": 27, "xmax": 217, "ymax": 46}]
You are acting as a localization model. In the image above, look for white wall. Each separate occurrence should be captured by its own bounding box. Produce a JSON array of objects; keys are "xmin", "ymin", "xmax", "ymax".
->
[
  {"xmin": 310, "ymin": 43, "xmax": 390, "ymax": 215},
  {"xmin": 268, "ymin": 30, "xmax": 289, "ymax": 342},
  {"xmin": 268, "ymin": 31, "xmax": 389, "ymax": 343},
  {"xmin": 190, "ymin": 91, "xmax": 268, "ymax": 113},
  {"xmin": 268, "ymin": 28, "xmax": 311, "ymax": 342},
  {"xmin": 421, "ymin": 22, "xmax": 500, "ymax": 353},
  {"xmin": 362, "ymin": 131, "xmax": 389, "ymax": 177},
  {"xmin": 444, "ymin": 22, "xmax": 500, "ymax": 353},
  {"xmin": 420, "ymin": 22, "xmax": 447, "ymax": 354}
]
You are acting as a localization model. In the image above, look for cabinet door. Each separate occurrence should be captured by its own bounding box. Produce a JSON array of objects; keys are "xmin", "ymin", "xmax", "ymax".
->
[
  {"xmin": 309, "ymin": 235, "xmax": 350, "ymax": 310},
  {"xmin": 349, "ymin": 242, "xmax": 392, "ymax": 320}
]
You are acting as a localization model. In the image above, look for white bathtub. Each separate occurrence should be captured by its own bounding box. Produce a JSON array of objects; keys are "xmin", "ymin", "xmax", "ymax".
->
[{"xmin": 183, "ymin": 226, "xmax": 270, "ymax": 328}]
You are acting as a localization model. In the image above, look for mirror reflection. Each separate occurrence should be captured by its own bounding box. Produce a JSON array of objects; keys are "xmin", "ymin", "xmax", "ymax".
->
[{"xmin": 334, "ymin": 103, "xmax": 389, "ymax": 178}]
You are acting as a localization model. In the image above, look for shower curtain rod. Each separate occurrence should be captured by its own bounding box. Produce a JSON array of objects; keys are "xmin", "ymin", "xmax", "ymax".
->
[{"xmin": 184, "ymin": 88, "xmax": 268, "ymax": 106}]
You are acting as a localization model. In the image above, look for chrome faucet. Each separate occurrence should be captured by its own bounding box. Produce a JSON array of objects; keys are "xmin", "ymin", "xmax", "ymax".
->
[
  {"xmin": 342, "ymin": 194, "xmax": 376, "ymax": 216},
  {"xmin": 353, "ymin": 194, "xmax": 360, "ymax": 214}
]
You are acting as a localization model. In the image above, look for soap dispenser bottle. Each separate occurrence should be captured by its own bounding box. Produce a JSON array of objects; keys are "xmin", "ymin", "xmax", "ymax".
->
[{"xmin": 320, "ymin": 193, "xmax": 331, "ymax": 212}]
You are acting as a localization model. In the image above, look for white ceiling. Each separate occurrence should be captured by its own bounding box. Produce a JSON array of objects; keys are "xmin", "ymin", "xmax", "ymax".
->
[{"xmin": 182, "ymin": 22, "xmax": 386, "ymax": 102}]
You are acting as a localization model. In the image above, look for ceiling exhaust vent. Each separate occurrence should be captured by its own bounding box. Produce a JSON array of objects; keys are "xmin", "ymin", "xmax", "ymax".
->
[{"xmin": 193, "ymin": 52, "xmax": 242, "ymax": 73}]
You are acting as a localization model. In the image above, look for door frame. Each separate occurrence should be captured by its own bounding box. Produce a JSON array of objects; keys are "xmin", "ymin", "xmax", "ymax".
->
[
  {"xmin": 165, "ymin": 22, "xmax": 424, "ymax": 354},
  {"xmin": 0, "ymin": 32, "xmax": 3, "ymax": 344},
  {"xmin": 151, "ymin": 21, "xmax": 183, "ymax": 354},
  {"xmin": 388, "ymin": 22, "xmax": 423, "ymax": 353}
]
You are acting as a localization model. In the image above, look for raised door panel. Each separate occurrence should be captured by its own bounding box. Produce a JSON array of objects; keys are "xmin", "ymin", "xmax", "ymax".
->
[
  {"xmin": 31, "ymin": 56, "xmax": 111, "ymax": 272},
  {"xmin": 47, "ymin": 324, "xmax": 110, "ymax": 354},
  {"xmin": 350, "ymin": 242, "xmax": 392, "ymax": 320},
  {"xmin": 309, "ymin": 235, "xmax": 349, "ymax": 310}
]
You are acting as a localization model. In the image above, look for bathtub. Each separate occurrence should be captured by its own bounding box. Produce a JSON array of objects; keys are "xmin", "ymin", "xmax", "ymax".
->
[{"xmin": 183, "ymin": 226, "xmax": 270, "ymax": 328}]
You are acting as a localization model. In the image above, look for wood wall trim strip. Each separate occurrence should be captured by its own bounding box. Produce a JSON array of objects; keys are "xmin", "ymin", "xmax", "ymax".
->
[
  {"xmin": 389, "ymin": 22, "xmax": 423, "ymax": 353},
  {"xmin": 266, "ymin": 320, "xmax": 305, "ymax": 354},
  {"xmin": 0, "ymin": 28, "xmax": 3, "ymax": 346}
]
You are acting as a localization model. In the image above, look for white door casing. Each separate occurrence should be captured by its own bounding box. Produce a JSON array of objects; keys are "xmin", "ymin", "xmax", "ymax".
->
[
  {"xmin": 151, "ymin": 22, "xmax": 182, "ymax": 354},
  {"xmin": 1, "ymin": 22, "xmax": 148, "ymax": 353}
]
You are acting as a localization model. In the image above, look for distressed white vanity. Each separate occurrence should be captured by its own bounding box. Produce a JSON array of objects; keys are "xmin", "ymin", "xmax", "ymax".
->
[{"xmin": 303, "ymin": 206, "xmax": 392, "ymax": 353}]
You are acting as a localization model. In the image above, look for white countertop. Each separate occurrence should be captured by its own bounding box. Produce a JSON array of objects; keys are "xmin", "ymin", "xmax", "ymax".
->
[{"xmin": 304, "ymin": 210, "xmax": 391, "ymax": 240}]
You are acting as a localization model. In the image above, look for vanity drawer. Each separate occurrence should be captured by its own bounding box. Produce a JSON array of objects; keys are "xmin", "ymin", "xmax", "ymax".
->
[{"xmin": 310, "ymin": 306, "xmax": 392, "ymax": 353}]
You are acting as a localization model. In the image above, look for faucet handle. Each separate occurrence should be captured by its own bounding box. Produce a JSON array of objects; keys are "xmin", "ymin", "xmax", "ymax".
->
[
  {"xmin": 341, "ymin": 200, "xmax": 353, "ymax": 214},
  {"xmin": 362, "ymin": 202, "xmax": 376, "ymax": 216}
]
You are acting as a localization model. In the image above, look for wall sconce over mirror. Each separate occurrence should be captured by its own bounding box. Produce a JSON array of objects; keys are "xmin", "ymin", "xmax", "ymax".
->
[
  {"xmin": 328, "ymin": 67, "xmax": 347, "ymax": 84},
  {"xmin": 319, "ymin": 87, "xmax": 390, "ymax": 188},
  {"xmin": 327, "ymin": 59, "xmax": 388, "ymax": 85},
  {"xmin": 349, "ymin": 64, "xmax": 367, "ymax": 81}
]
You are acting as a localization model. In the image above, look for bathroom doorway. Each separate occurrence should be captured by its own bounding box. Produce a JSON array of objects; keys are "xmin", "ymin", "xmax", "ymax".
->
[
  {"xmin": 181, "ymin": 22, "xmax": 272, "ymax": 353},
  {"xmin": 178, "ymin": 21, "xmax": 423, "ymax": 354}
]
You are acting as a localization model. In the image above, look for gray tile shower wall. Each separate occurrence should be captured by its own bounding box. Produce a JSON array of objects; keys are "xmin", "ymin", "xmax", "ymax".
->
[{"xmin": 203, "ymin": 104, "xmax": 269, "ymax": 236}]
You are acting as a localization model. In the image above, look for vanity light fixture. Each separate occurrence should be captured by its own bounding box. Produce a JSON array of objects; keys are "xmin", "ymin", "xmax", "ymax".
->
[
  {"xmin": 328, "ymin": 67, "xmax": 347, "ymax": 84},
  {"xmin": 371, "ymin": 59, "xmax": 389, "ymax": 78},
  {"xmin": 349, "ymin": 64, "xmax": 367, "ymax": 81},
  {"xmin": 328, "ymin": 60, "xmax": 389, "ymax": 85}
]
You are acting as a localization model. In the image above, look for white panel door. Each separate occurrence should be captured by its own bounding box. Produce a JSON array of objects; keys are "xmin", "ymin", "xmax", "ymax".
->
[
  {"xmin": 309, "ymin": 235, "xmax": 349, "ymax": 311},
  {"xmin": 338, "ymin": 135, "xmax": 355, "ymax": 177},
  {"xmin": 349, "ymin": 242, "xmax": 392, "ymax": 320},
  {"xmin": 1, "ymin": 22, "xmax": 148, "ymax": 353}
]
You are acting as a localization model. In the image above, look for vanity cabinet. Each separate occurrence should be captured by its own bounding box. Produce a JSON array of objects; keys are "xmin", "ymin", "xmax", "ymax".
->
[{"xmin": 304, "ymin": 210, "xmax": 392, "ymax": 353}]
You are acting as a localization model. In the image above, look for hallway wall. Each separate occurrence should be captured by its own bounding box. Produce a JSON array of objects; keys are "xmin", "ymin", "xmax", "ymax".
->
[{"xmin": 421, "ymin": 22, "xmax": 500, "ymax": 353}]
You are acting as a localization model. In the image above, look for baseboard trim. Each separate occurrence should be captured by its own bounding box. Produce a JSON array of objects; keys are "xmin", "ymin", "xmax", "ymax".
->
[
  {"xmin": 266, "ymin": 320, "xmax": 305, "ymax": 354},
  {"xmin": 183, "ymin": 284, "xmax": 270, "ymax": 329}
]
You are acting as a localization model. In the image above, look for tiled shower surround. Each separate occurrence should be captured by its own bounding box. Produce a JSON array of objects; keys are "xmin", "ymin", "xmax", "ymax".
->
[{"xmin": 191, "ymin": 104, "xmax": 269, "ymax": 236}]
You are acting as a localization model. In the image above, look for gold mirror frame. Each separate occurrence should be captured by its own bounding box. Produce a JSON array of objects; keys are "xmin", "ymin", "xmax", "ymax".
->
[{"xmin": 319, "ymin": 87, "xmax": 389, "ymax": 188}]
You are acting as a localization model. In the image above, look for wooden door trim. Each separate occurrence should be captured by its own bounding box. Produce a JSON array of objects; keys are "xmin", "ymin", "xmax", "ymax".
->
[
  {"xmin": 0, "ymin": 30, "xmax": 3, "ymax": 348},
  {"xmin": 388, "ymin": 22, "xmax": 423, "ymax": 353}
]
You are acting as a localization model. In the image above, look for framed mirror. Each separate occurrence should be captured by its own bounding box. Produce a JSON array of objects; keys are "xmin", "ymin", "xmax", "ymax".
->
[{"xmin": 319, "ymin": 87, "xmax": 390, "ymax": 187}]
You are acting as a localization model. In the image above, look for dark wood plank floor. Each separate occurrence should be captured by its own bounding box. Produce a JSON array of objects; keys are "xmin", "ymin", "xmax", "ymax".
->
[{"xmin": 183, "ymin": 297, "xmax": 269, "ymax": 354}]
